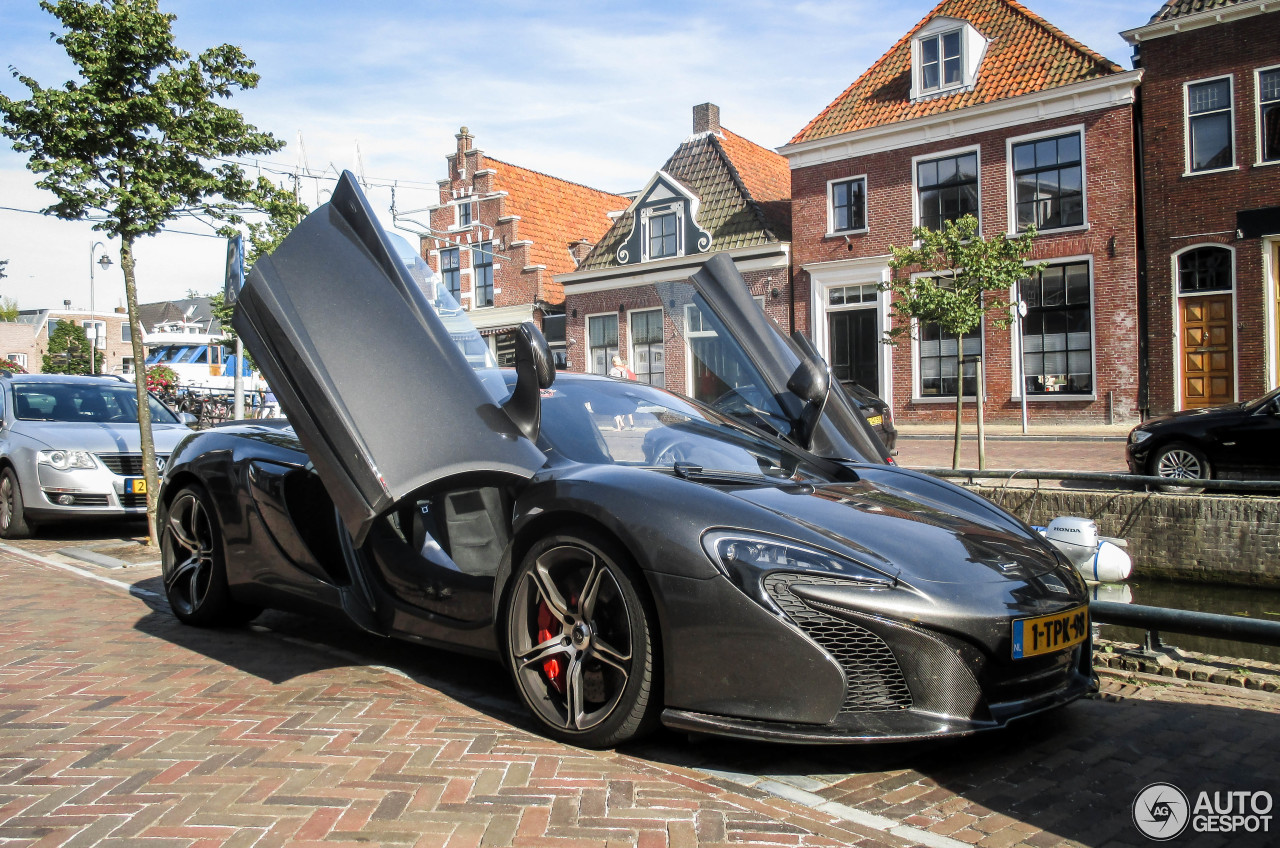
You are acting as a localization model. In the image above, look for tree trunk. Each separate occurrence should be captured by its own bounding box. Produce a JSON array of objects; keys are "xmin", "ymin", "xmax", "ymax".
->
[
  {"xmin": 953, "ymin": 347, "xmax": 963, "ymax": 470},
  {"xmin": 121, "ymin": 240, "xmax": 160, "ymax": 546},
  {"xmin": 976, "ymin": 355, "xmax": 986, "ymax": 470}
]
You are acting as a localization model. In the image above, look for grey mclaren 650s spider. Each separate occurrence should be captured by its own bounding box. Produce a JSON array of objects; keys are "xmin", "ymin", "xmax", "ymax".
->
[{"xmin": 158, "ymin": 172, "xmax": 1094, "ymax": 749}]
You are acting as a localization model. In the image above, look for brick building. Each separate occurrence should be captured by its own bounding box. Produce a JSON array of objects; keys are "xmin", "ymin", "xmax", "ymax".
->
[
  {"xmin": 421, "ymin": 128, "xmax": 628, "ymax": 365},
  {"xmin": 557, "ymin": 104, "xmax": 793, "ymax": 402},
  {"xmin": 781, "ymin": 0, "xmax": 1143, "ymax": 424},
  {"xmin": 1123, "ymin": 0, "xmax": 1280, "ymax": 412},
  {"xmin": 6, "ymin": 307, "xmax": 136, "ymax": 375}
]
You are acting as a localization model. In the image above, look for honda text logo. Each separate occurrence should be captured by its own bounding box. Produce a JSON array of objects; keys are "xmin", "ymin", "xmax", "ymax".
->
[{"xmin": 1134, "ymin": 783, "xmax": 1273, "ymax": 840}]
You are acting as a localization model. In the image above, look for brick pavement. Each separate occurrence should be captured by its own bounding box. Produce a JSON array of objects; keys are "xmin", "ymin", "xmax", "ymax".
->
[
  {"xmin": 893, "ymin": 437, "xmax": 1128, "ymax": 474},
  {"xmin": 3, "ymin": 534, "xmax": 1279, "ymax": 848}
]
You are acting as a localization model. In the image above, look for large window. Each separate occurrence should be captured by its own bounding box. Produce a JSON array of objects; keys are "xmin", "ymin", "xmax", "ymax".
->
[
  {"xmin": 587, "ymin": 314, "xmax": 619, "ymax": 376},
  {"xmin": 1019, "ymin": 262, "xmax": 1092, "ymax": 395},
  {"xmin": 1011, "ymin": 132, "xmax": 1083, "ymax": 231},
  {"xmin": 920, "ymin": 30, "xmax": 962, "ymax": 93},
  {"xmin": 1178, "ymin": 246, "xmax": 1233, "ymax": 294},
  {"xmin": 121, "ymin": 321, "xmax": 132, "ymax": 343},
  {"xmin": 1187, "ymin": 77, "xmax": 1233, "ymax": 172},
  {"xmin": 1260, "ymin": 68, "xmax": 1280, "ymax": 163},
  {"xmin": 648, "ymin": 212, "xmax": 678, "ymax": 259},
  {"xmin": 472, "ymin": 242, "xmax": 493, "ymax": 308},
  {"xmin": 829, "ymin": 177, "xmax": 867, "ymax": 233},
  {"xmin": 917, "ymin": 151, "xmax": 978, "ymax": 231},
  {"xmin": 629, "ymin": 309, "xmax": 664, "ymax": 387},
  {"xmin": 918, "ymin": 322, "xmax": 980, "ymax": 398},
  {"xmin": 440, "ymin": 248, "xmax": 460, "ymax": 302}
]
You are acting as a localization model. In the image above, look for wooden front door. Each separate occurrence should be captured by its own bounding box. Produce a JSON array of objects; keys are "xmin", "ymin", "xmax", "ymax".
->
[{"xmin": 1180, "ymin": 294, "xmax": 1234, "ymax": 409}]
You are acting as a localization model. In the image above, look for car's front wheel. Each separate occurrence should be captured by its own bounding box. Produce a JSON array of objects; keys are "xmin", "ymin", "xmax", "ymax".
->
[
  {"xmin": 161, "ymin": 483, "xmax": 259, "ymax": 626},
  {"xmin": 1151, "ymin": 442, "xmax": 1210, "ymax": 493},
  {"xmin": 504, "ymin": 531, "xmax": 658, "ymax": 748},
  {"xmin": 0, "ymin": 466, "xmax": 33, "ymax": 539}
]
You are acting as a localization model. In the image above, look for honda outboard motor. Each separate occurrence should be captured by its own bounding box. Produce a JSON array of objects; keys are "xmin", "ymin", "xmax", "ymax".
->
[{"xmin": 1041, "ymin": 516, "xmax": 1132, "ymax": 583}]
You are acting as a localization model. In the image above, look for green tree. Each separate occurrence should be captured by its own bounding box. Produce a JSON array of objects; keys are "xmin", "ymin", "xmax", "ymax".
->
[
  {"xmin": 0, "ymin": 297, "xmax": 18, "ymax": 322},
  {"xmin": 0, "ymin": 0, "xmax": 289, "ymax": 543},
  {"xmin": 42, "ymin": 319, "xmax": 103, "ymax": 374},
  {"xmin": 885, "ymin": 215, "xmax": 1044, "ymax": 469}
]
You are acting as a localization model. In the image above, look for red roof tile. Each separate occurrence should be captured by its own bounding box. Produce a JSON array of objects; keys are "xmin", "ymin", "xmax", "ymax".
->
[
  {"xmin": 790, "ymin": 0, "xmax": 1124, "ymax": 145},
  {"xmin": 484, "ymin": 158, "xmax": 629, "ymax": 299}
]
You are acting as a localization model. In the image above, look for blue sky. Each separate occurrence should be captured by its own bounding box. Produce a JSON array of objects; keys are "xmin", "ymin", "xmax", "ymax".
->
[{"xmin": 0, "ymin": 0, "xmax": 1147, "ymax": 308}]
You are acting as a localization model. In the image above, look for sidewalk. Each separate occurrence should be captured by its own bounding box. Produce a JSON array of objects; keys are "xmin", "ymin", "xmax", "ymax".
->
[{"xmin": 894, "ymin": 421, "xmax": 1132, "ymax": 441}]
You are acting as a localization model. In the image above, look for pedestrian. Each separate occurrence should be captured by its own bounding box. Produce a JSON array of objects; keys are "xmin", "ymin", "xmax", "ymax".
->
[{"xmin": 607, "ymin": 355, "xmax": 636, "ymax": 430}]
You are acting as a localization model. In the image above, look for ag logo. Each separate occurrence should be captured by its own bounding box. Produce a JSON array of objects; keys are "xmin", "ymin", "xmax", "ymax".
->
[{"xmin": 1133, "ymin": 783, "xmax": 1190, "ymax": 840}]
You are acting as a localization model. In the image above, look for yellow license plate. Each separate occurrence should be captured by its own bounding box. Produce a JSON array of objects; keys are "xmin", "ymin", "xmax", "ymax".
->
[
  {"xmin": 126, "ymin": 478, "xmax": 147, "ymax": 494},
  {"xmin": 865, "ymin": 415, "xmax": 883, "ymax": 427},
  {"xmin": 1012, "ymin": 606, "xmax": 1088, "ymax": 659}
]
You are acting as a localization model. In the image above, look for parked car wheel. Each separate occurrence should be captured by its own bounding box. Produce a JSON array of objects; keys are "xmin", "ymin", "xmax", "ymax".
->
[
  {"xmin": 1151, "ymin": 443, "xmax": 1210, "ymax": 493},
  {"xmin": 161, "ymin": 484, "xmax": 259, "ymax": 626},
  {"xmin": 504, "ymin": 531, "xmax": 658, "ymax": 748},
  {"xmin": 0, "ymin": 466, "xmax": 33, "ymax": 539}
]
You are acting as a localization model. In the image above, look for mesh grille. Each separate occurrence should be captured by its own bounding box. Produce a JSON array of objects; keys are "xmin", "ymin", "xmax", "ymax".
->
[
  {"xmin": 764, "ymin": 573, "xmax": 912, "ymax": 713},
  {"xmin": 119, "ymin": 493, "xmax": 147, "ymax": 508}
]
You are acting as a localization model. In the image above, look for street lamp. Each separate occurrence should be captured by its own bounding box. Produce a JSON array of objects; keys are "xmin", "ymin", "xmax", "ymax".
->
[{"xmin": 89, "ymin": 242, "xmax": 113, "ymax": 376}]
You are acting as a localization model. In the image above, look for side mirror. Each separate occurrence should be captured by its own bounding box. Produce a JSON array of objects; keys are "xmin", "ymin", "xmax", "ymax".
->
[
  {"xmin": 178, "ymin": 412, "xmax": 199, "ymax": 427},
  {"xmin": 501, "ymin": 322, "xmax": 555, "ymax": 441},
  {"xmin": 786, "ymin": 355, "xmax": 830, "ymax": 450}
]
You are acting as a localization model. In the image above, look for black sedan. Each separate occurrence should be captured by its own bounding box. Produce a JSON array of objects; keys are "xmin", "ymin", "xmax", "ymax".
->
[
  {"xmin": 158, "ymin": 173, "xmax": 1093, "ymax": 748},
  {"xmin": 1127, "ymin": 387, "xmax": 1280, "ymax": 485}
]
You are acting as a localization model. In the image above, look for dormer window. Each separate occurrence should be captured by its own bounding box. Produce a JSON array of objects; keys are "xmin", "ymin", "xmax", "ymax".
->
[
  {"xmin": 648, "ymin": 211, "xmax": 679, "ymax": 259},
  {"xmin": 911, "ymin": 17, "xmax": 987, "ymax": 101},
  {"xmin": 616, "ymin": 171, "xmax": 711, "ymax": 265},
  {"xmin": 921, "ymin": 30, "xmax": 962, "ymax": 92}
]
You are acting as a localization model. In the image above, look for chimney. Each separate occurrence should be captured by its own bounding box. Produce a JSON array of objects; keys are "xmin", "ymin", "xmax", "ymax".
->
[
  {"xmin": 456, "ymin": 126, "xmax": 474, "ymax": 157},
  {"xmin": 693, "ymin": 103, "xmax": 720, "ymax": 135},
  {"xmin": 569, "ymin": 238, "xmax": 594, "ymax": 266}
]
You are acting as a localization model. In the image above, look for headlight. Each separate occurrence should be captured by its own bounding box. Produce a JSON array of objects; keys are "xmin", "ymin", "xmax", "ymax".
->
[
  {"xmin": 702, "ymin": 530, "xmax": 896, "ymax": 587},
  {"xmin": 37, "ymin": 450, "xmax": 97, "ymax": 471},
  {"xmin": 1129, "ymin": 429, "xmax": 1152, "ymax": 445}
]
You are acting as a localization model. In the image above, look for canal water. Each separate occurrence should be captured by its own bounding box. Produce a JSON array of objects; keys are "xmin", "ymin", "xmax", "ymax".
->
[{"xmin": 1093, "ymin": 579, "xmax": 1280, "ymax": 665}]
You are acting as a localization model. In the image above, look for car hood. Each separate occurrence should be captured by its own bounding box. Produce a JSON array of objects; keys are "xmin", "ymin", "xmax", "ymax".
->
[
  {"xmin": 717, "ymin": 471, "xmax": 1061, "ymax": 585},
  {"xmin": 14, "ymin": 421, "xmax": 192, "ymax": 453},
  {"xmin": 1139, "ymin": 402, "xmax": 1247, "ymax": 428}
]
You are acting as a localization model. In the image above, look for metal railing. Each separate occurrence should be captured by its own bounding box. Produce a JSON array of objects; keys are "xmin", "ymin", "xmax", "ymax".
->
[
  {"xmin": 918, "ymin": 467, "xmax": 1280, "ymax": 494},
  {"xmin": 1090, "ymin": 600, "xmax": 1280, "ymax": 653}
]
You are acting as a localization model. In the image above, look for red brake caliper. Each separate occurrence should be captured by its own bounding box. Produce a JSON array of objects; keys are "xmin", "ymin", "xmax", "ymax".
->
[{"xmin": 536, "ymin": 601, "xmax": 566, "ymax": 693}]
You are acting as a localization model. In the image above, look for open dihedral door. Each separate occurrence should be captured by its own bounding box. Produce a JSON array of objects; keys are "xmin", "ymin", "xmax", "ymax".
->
[
  {"xmin": 233, "ymin": 172, "xmax": 546, "ymax": 546},
  {"xmin": 679, "ymin": 253, "xmax": 889, "ymax": 463}
]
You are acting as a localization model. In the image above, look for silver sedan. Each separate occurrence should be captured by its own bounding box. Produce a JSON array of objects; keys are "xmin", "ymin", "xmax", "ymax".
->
[{"xmin": 0, "ymin": 374, "xmax": 194, "ymax": 537}]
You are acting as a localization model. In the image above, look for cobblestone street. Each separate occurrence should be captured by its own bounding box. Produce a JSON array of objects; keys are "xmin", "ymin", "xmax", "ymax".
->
[{"xmin": 1, "ymin": 528, "xmax": 1278, "ymax": 847}]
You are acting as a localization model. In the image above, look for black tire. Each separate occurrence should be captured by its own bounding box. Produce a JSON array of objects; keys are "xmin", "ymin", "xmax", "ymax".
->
[
  {"xmin": 160, "ymin": 483, "xmax": 259, "ymax": 626},
  {"xmin": 504, "ymin": 530, "xmax": 659, "ymax": 748},
  {"xmin": 1150, "ymin": 442, "xmax": 1210, "ymax": 493},
  {"xmin": 0, "ymin": 466, "xmax": 32, "ymax": 539}
]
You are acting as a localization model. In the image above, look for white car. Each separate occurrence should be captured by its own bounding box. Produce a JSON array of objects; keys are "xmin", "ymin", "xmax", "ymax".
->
[{"xmin": 0, "ymin": 374, "xmax": 195, "ymax": 537}]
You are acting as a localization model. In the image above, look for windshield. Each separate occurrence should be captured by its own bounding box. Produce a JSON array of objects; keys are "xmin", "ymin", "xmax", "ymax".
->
[
  {"xmin": 537, "ymin": 377, "xmax": 845, "ymax": 483},
  {"xmin": 13, "ymin": 383, "xmax": 179, "ymax": 425},
  {"xmin": 1245, "ymin": 385, "xmax": 1280, "ymax": 412}
]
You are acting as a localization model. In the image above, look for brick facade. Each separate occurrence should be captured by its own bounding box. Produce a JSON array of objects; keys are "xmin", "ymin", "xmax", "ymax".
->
[
  {"xmin": 1127, "ymin": 7, "xmax": 1280, "ymax": 412},
  {"xmin": 421, "ymin": 128, "xmax": 627, "ymax": 359},
  {"xmin": 6, "ymin": 309, "xmax": 137, "ymax": 376},
  {"xmin": 789, "ymin": 105, "xmax": 1142, "ymax": 424}
]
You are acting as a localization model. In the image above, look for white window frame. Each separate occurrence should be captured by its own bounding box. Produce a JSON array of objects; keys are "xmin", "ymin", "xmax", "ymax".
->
[
  {"xmin": 911, "ymin": 144, "xmax": 982, "ymax": 234},
  {"xmin": 121, "ymin": 356, "xmax": 134, "ymax": 375},
  {"xmin": 585, "ymin": 311, "xmax": 620, "ymax": 377},
  {"xmin": 1008, "ymin": 255, "xmax": 1098, "ymax": 402},
  {"xmin": 807, "ymin": 257, "xmax": 893, "ymax": 410},
  {"xmin": 453, "ymin": 196, "xmax": 474, "ymax": 229},
  {"xmin": 1184, "ymin": 74, "xmax": 1237, "ymax": 176},
  {"xmin": 826, "ymin": 175, "xmax": 869, "ymax": 236},
  {"xmin": 1171, "ymin": 243, "xmax": 1239, "ymax": 409},
  {"xmin": 628, "ymin": 307, "xmax": 664, "ymax": 387},
  {"xmin": 909, "ymin": 18, "xmax": 987, "ymax": 101},
  {"xmin": 6, "ymin": 354, "xmax": 27, "ymax": 368},
  {"xmin": 640, "ymin": 205, "xmax": 684, "ymax": 261},
  {"xmin": 1255, "ymin": 64, "xmax": 1280, "ymax": 166},
  {"xmin": 908, "ymin": 272, "xmax": 984, "ymax": 404},
  {"xmin": 1005, "ymin": 125, "xmax": 1088, "ymax": 236}
]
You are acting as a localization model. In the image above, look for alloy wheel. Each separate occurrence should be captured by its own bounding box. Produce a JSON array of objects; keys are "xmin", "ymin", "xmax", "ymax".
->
[
  {"xmin": 163, "ymin": 491, "xmax": 216, "ymax": 616},
  {"xmin": 0, "ymin": 474, "xmax": 12, "ymax": 532},
  {"xmin": 1156, "ymin": 448, "xmax": 1203, "ymax": 480},
  {"xmin": 509, "ymin": 544, "xmax": 635, "ymax": 733}
]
